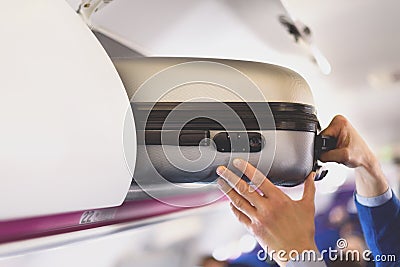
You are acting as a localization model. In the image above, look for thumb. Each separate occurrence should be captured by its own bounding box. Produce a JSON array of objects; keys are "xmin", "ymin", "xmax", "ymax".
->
[{"xmin": 302, "ymin": 172, "xmax": 316, "ymax": 202}]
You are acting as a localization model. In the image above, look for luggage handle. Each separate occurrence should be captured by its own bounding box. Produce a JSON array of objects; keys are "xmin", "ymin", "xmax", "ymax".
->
[
  {"xmin": 314, "ymin": 135, "xmax": 338, "ymax": 181},
  {"xmin": 143, "ymin": 130, "xmax": 264, "ymax": 153},
  {"xmin": 144, "ymin": 130, "xmax": 210, "ymax": 146},
  {"xmin": 315, "ymin": 134, "xmax": 337, "ymax": 157}
]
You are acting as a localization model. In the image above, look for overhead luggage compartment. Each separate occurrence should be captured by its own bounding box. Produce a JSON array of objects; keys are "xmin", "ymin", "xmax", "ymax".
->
[{"xmin": 0, "ymin": 0, "xmax": 136, "ymax": 220}]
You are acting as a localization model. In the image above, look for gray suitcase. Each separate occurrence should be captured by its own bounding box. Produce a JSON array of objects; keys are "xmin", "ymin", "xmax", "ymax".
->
[{"xmin": 114, "ymin": 57, "xmax": 335, "ymax": 186}]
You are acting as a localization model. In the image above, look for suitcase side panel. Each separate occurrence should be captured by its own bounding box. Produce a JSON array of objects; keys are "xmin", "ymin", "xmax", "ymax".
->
[{"xmin": 133, "ymin": 130, "xmax": 314, "ymax": 186}]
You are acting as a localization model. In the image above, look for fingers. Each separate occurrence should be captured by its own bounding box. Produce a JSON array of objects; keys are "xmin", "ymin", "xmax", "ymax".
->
[
  {"xmin": 217, "ymin": 165, "xmax": 262, "ymax": 205},
  {"xmin": 230, "ymin": 203, "xmax": 252, "ymax": 227},
  {"xmin": 301, "ymin": 172, "xmax": 316, "ymax": 202},
  {"xmin": 319, "ymin": 147, "xmax": 351, "ymax": 165},
  {"xmin": 217, "ymin": 178, "xmax": 257, "ymax": 219},
  {"xmin": 320, "ymin": 115, "xmax": 353, "ymax": 165},
  {"xmin": 231, "ymin": 159, "xmax": 277, "ymax": 197},
  {"xmin": 320, "ymin": 114, "xmax": 348, "ymax": 138}
]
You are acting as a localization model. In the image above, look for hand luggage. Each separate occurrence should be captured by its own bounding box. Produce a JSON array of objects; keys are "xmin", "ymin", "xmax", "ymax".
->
[{"xmin": 114, "ymin": 57, "xmax": 335, "ymax": 186}]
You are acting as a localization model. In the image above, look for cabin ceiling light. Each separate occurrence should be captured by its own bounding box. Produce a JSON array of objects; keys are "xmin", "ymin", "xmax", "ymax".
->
[{"xmin": 367, "ymin": 68, "xmax": 400, "ymax": 90}]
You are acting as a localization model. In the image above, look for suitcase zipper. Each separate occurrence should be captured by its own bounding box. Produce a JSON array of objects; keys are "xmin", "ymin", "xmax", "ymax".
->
[{"xmin": 133, "ymin": 102, "xmax": 320, "ymax": 132}]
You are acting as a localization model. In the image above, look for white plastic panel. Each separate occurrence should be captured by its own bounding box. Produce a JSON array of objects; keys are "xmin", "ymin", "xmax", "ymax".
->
[{"xmin": 0, "ymin": 0, "xmax": 136, "ymax": 220}]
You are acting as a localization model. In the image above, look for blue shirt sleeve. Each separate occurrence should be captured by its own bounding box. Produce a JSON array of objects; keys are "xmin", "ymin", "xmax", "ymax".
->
[{"xmin": 355, "ymin": 190, "xmax": 400, "ymax": 266}]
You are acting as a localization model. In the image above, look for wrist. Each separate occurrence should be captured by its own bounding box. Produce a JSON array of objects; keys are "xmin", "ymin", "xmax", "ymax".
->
[
  {"xmin": 355, "ymin": 157, "xmax": 389, "ymax": 197},
  {"xmin": 362, "ymin": 151, "xmax": 381, "ymax": 176}
]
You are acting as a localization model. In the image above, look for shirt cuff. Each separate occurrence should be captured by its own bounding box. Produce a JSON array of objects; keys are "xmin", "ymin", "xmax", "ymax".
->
[{"xmin": 355, "ymin": 188, "xmax": 392, "ymax": 207}]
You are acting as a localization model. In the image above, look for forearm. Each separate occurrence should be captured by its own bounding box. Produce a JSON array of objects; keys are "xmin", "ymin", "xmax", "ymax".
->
[{"xmin": 355, "ymin": 154, "xmax": 389, "ymax": 197}]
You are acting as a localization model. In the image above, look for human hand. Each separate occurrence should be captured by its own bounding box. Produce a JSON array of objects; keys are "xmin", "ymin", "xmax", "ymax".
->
[
  {"xmin": 320, "ymin": 115, "xmax": 388, "ymax": 197},
  {"xmin": 216, "ymin": 159, "xmax": 318, "ymax": 266},
  {"xmin": 320, "ymin": 115, "xmax": 376, "ymax": 169}
]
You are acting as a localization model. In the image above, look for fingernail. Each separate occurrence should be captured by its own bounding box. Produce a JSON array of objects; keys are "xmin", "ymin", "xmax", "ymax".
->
[
  {"xmin": 216, "ymin": 166, "xmax": 225, "ymax": 176},
  {"xmin": 233, "ymin": 158, "xmax": 243, "ymax": 168}
]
